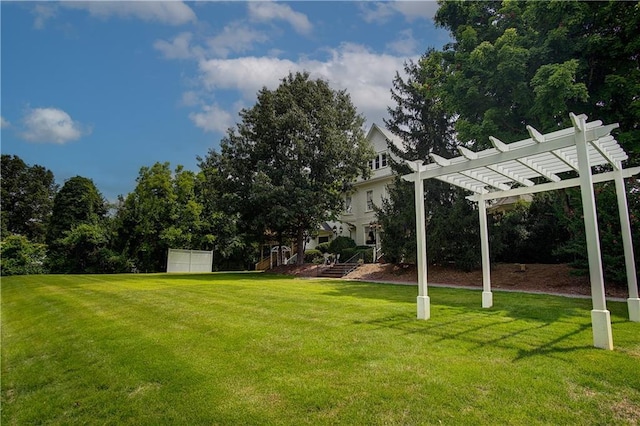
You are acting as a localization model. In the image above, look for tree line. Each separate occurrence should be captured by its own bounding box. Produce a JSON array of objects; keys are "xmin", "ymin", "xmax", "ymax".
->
[
  {"xmin": 2, "ymin": 1, "xmax": 639, "ymax": 284},
  {"xmin": 1, "ymin": 72, "xmax": 374, "ymax": 274}
]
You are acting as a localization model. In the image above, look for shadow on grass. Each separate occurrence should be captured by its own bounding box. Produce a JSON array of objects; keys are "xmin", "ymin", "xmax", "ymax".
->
[
  {"xmin": 323, "ymin": 280, "xmax": 596, "ymax": 321},
  {"xmin": 326, "ymin": 281, "xmax": 635, "ymax": 358},
  {"xmin": 358, "ymin": 309, "xmax": 596, "ymax": 359}
]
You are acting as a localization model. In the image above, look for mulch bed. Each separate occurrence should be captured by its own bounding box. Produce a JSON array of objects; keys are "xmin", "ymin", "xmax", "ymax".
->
[{"xmin": 266, "ymin": 262, "xmax": 631, "ymax": 299}]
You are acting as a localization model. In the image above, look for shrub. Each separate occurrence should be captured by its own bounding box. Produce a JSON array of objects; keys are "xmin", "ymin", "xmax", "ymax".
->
[
  {"xmin": 328, "ymin": 236, "xmax": 356, "ymax": 254},
  {"xmin": 304, "ymin": 249, "xmax": 322, "ymax": 263},
  {"xmin": 316, "ymin": 242, "xmax": 330, "ymax": 254},
  {"xmin": 0, "ymin": 235, "xmax": 48, "ymax": 276}
]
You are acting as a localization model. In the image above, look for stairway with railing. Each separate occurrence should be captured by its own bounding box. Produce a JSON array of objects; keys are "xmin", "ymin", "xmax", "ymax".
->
[
  {"xmin": 256, "ymin": 245, "xmax": 381, "ymax": 275},
  {"xmin": 317, "ymin": 251, "xmax": 366, "ymax": 278}
]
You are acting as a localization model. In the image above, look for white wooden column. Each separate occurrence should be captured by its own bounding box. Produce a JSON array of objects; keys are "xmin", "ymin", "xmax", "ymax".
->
[
  {"xmin": 478, "ymin": 196, "xmax": 493, "ymax": 308},
  {"xmin": 414, "ymin": 162, "xmax": 430, "ymax": 319},
  {"xmin": 572, "ymin": 113, "xmax": 613, "ymax": 349},
  {"xmin": 614, "ymin": 168, "xmax": 640, "ymax": 321}
]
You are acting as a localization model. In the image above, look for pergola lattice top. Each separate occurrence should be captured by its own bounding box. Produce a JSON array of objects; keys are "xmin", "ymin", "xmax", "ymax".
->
[{"xmin": 407, "ymin": 114, "xmax": 635, "ymax": 200}]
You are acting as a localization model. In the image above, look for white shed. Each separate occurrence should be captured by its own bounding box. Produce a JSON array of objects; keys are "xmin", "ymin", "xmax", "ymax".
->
[{"xmin": 167, "ymin": 249, "xmax": 213, "ymax": 273}]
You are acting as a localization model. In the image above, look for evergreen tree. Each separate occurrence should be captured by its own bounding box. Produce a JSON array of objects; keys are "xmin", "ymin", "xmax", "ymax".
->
[{"xmin": 379, "ymin": 50, "xmax": 481, "ymax": 269}]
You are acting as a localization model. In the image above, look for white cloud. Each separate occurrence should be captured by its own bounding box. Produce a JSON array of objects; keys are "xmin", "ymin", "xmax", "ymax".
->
[
  {"xmin": 180, "ymin": 91, "xmax": 201, "ymax": 107},
  {"xmin": 360, "ymin": 1, "xmax": 439, "ymax": 23},
  {"xmin": 62, "ymin": 1, "xmax": 196, "ymax": 26},
  {"xmin": 386, "ymin": 29, "xmax": 419, "ymax": 55},
  {"xmin": 1, "ymin": 116, "xmax": 10, "ymax": 129},
  {"xmin": 155, "ymin": 23, "xmax": 269, "ymax": 61},
  {"xmin": 197, "ymin": 43, "xmax": 411, "ymax": 128},
  {"xmin": 154, "ymin": 32, "xmax": 197, "ymax": 60},
  {"xmin": 198, "ymin": 56, "xmax": 298, "ymax": 97},
  {"xmin": 393, "ymin": 1, "xmax": 441, "ymax": 22},
  {"xmin": 248, "ymin": 2, "xmax": 312, "ymax": 35},
  {"xmin": 206, "ymin": 22, "xmax": 269, "ymax": 58},
  {"xmin": 189, "ymin": 104, "xmax": 234, "ymax": 134},
  {"xmin": 21, "ymin": 107, "xmax": 90, "ymax": 144},
  {"xmin": 359, "ymin": 2, "xmax": 396, "ymax": 24},
  {"xmin": 32, "ymin": 4, "xmax": 57, "ymax": 29}
]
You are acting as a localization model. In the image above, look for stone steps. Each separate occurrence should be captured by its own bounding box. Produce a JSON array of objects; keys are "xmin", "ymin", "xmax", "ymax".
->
[{"xmin": 317, "ymin": 263, "xmax": 359, "ymax": 278}]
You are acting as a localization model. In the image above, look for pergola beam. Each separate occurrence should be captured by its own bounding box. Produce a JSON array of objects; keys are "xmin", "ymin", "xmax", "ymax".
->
[
  {"xmin": 436, "ymin": 174, "xmax": 488, "ymax": 194},
  {"xmin": 591, "ymin": 137, "xmax": 623, "ymax": 171},
  {"xmin": 423, "ymin": 134, "xmax": 579, "ymax": 179},
  {"xmin": 466, "ymin": 167, "xmax": 640, "ymax": 202},
  {"xmin": 490, "ymin": 136, "xmax": 561, "ymax": 182},
  {"xmin": 519, "ymin": 157, "xmax": 561, "ymax": 182}
]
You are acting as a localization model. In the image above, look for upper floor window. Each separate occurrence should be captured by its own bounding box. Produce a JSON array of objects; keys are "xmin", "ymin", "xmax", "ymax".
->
[
  {"xmin": 368, "ymin": 152, "xmax": 389, "ymax": 170},
  {"xmin": 366, "ymin": 190, "xmax": 374, "ymax": 211}
]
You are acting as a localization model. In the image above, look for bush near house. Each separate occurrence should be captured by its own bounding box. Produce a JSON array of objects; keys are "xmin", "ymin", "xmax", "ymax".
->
[
  {"xmin": 303, "ymin": 249, "xmax": 323, "ymax": 264},
  {"xmin": 315, "ymin": 242, "xmax": 330, "ymax": 254},
  {"xmin": 328, "ymin": 236, "xmax": 356, "ymax": 256}
]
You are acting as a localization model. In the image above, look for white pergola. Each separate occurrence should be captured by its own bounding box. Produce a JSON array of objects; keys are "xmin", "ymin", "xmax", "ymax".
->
[{"xmin": 402, "ymin": 113, "xmax": 640, "ymax": 350}]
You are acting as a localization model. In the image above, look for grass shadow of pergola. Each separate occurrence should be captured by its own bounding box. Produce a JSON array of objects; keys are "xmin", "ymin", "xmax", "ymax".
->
[{"xmin": 324, "ymin": 280, "xmax": 627, "ymax": 358}]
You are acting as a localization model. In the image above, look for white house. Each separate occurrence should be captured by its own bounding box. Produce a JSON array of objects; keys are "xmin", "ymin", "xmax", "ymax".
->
[{"xmin": 307, "ymin": 123, "xmax": 402, "ymax": 258}]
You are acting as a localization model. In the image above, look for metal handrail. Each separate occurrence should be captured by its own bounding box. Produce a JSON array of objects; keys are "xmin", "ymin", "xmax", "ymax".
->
[{"xmin": 343, "ymin": 250, "xmax": 366, "ymax": 265}]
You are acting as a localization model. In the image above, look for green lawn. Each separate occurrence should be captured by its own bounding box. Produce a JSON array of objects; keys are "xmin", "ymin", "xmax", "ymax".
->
[{"xmin": 2, "ymin": 273, "xmax": 639, "ymax": 425}]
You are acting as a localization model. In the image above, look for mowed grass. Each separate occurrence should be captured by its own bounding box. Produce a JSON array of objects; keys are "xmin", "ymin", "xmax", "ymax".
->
[{"xmin": 2, "ymin": 273, "xmax": 639, "ymax": 425}]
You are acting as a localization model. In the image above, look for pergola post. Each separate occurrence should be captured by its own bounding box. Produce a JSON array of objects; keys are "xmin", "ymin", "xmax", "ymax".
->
[
  {"xmin": 414, "ymin": 162, "xmax": 430, "ymax": 319},
  {"xmin": 614, "ymin": 168, "xmax": 640, "ymax": 322},
  {"xmin": 572, "ymin": 113, "xmax": 613, "ymax": 350},
  {"xmin": 478, "ymin": 196, "xmax": 493, "ymax": 308}
]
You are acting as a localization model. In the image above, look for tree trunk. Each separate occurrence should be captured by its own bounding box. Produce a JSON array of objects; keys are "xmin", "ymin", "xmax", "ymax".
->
[{"xmin": 296, "ymin": 227, "xmax": 305, "ymax": 265}]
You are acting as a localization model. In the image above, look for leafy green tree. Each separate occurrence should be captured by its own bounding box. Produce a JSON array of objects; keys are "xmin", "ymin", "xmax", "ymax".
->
[
  {"xmin": 114, "ymin": 162, "xmax": 207, "ymax": 272},
  {"xmin": 52, "ymin": 220, "xmax": 130, "ymax": 274},
  {"xmin": 0, "ymin": 235, "xmax": 48, "ymax": 276},
  {"xmin": 115, "ymin": 162, "xmax": 176, "ymax": 272},
  {"xmin": 435, "ymin": 0, "xmax": 640, "ymax": 160},
  {"xmin": 214, "ymin": 72, "xmax": 374, "ymax": 264},
  {"xmin": 197, "ymin": 152, "xmax": 253, "ymax": 270},
  {"xmin": 1, "ymin": 154, "xmax": 58, "ymax": 242},
  {"xmin": 45, "ymin": 176, "xmax": 109, "ymax": 272},
  {"xmin": 497, "ymin": 192, "xmax": 571, "ymax": 264},
  {"xmin": 382, "ymin": 1, "xmax": 639, "ymax": 274},
  {"xmin": 431, "ymin": 0, "xmax": 640, "ymax": 278}
]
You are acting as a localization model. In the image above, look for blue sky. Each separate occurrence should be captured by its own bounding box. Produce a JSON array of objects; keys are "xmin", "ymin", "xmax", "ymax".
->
[{"xmin": 1, "ymin": 1, "xmax": 450, "ymax": 201}]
